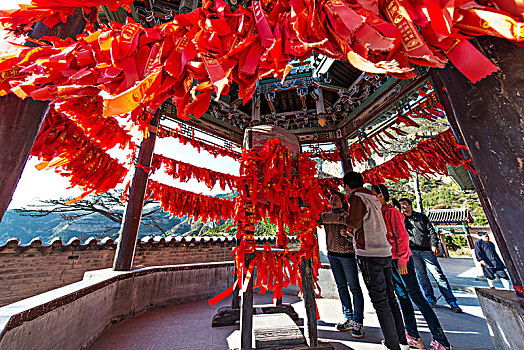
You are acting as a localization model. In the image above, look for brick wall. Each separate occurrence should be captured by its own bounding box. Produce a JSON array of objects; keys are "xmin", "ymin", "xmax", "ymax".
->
[{"xmin": 0, "ymin": 236, "xmax": 281, "ymax": 307}]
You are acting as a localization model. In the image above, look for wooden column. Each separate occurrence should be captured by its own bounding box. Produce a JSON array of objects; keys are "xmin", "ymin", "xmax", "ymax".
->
[
  {"xmin": 240, "ymin": 252, "xmax": 255, "ymax": 350},
  {"xmin": 240, "ymin": 198, "xmax": 256, "ymax": 350},
  {"xmin": 438, "ymin": 230, "xmax": 450, "ymax": 258},
  {"xmin": 113, "ymin": 113, "xmax": 160, "ymax": 271},
  {"xmin": 301, "ymin": 257, "xmax": 318, "ymax": 347},
  {"xmin": 412, "ymin": 172, "xmax": 424, "ymax": 213},
  {"xmin": 231, "ymin": 240, "xmax": 241, "ymax": 309},
  {"xmin": 0, "ymin": 9, "xmax": 88, "ymax": 223},
  {"xmin": 430, "ymin": 36, "xmax": 524, "ymax": 296},
  {"xmin": 462, "ymin": 223, "xmax": 474, "ymax": 249},
  {"xmin": 336, "ymin": 138, "xmax": 352, "ymax": 174}
]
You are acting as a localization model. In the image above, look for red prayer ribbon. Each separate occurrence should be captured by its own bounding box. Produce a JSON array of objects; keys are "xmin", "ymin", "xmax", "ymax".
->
[{"xmin": 151, "ymin": 153, "xmax": 240, "ymax": 191}]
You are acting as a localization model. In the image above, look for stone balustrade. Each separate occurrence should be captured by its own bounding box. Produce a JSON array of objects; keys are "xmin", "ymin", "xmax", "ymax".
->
[{"xmin": 0, "ymin": 235, "xmax": 292, "ymax": 306}]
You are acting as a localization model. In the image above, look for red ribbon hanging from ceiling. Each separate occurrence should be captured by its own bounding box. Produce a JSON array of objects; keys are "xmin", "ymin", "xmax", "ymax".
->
[
  {"xmin": 362, "ymin": 129, "xmax": 470, "ymax": 184},
  {"xmin": 210, "ymin": 138, "xmax": 327, "ymax": 306},
  {"xmin": 0, "ymin": 0, "xmax": 132, "ymax": 34},
  {"xmin": 54, "ymin": 95, "xmax": 135, "ymax": 151},
  {"xmin": 157, "ymin": 127, "xmax": 242, "ymax": 161},
  {"xmin": 146, "ymin": 179, "xmax": 235, "ymax": 222},
  {"xmin": 151, "ymin": 153, "xmax": 240, "ymax": 191},
  {"xmin": 0, "ymin": 0, "xmax": 521, "ymax": 131},
  {"xmin": 309, "ymin": 148, "xmax": 342, "ymax": 162},
  {"xmin": 30, "ymin": 108, "xmax": 130, "ymax": 202}
]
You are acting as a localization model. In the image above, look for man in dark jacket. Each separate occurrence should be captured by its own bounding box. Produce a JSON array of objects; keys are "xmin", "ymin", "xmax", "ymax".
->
[
  {"xmin": 399, "ymin": 198, "xmax": 462, "ymax": 313},
  {"xmin": 474, "ymin": 232, "xmax": 512, "ymax": 290}
]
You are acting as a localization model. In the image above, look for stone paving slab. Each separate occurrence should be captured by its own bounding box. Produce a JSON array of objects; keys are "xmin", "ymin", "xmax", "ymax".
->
[{"xmin": 90, "ymin": 287, "xmax": 494, "ymax": 350}]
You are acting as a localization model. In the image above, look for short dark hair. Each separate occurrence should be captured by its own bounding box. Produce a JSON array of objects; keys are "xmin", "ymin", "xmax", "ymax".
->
[
  {"xmin": 399, "ymin": 197, "xmax": 412, "ymax": 207},
  {"xmin": 371, "ymin": 184, "xmax": 390, "ymax": 202},
  {"xmin": 343, "ymin": 171, "xmax": 364, "ymax": 189}
]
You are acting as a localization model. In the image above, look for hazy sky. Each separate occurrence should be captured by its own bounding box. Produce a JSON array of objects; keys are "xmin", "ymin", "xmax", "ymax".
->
[
  {"xmin": 9, "ymin": 137, "xmax": 240, "ymax": 209},
  {"xmin": 0, "ymin": 0, "xmax": 27, "ymax": 10},
  {"xmin": 8, "ymin": 121, "xmax": 240, "ymax": 208}
]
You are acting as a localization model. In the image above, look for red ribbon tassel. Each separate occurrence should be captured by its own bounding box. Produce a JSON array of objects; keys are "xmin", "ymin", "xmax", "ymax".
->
[{"xmin": 362, "ymin": 129, "xmax": 470, "ymax": 184}]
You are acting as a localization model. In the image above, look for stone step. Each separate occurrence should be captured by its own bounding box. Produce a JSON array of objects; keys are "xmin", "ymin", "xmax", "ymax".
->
[{"xmin": 253, "ymin": 313, "xmax": 306, "ymax": 349}]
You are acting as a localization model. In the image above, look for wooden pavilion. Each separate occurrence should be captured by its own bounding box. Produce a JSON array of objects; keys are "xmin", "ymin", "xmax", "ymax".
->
[
  {"xmin": 0, "ymin": 0, "xmax": 522, "ymax": 349},
  {"xmin": 427, "ymin": 208, "xmax": 475, "ymax": 257}
]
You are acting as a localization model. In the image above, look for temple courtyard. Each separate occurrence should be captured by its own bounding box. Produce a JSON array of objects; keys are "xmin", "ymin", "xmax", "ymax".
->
[{"xmin": 91, "ymin": 258, "xmax": 494, "ymax": 350}]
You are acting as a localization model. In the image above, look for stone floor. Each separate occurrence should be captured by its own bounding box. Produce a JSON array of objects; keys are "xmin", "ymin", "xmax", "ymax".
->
[{"xmin": 90, "ymin": 286, "xmax": 494, "ymax": 350}]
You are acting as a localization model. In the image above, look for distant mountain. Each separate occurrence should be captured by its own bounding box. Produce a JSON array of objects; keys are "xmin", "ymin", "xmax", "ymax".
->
[{"xmin": 0, "ymin": 208, "xmax": 205, "ymax": 245}]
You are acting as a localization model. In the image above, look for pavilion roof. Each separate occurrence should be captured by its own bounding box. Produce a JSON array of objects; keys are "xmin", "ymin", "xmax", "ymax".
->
[{"xmin": 427, "ymin": 208, "xmax": 474, "ymax": 224}]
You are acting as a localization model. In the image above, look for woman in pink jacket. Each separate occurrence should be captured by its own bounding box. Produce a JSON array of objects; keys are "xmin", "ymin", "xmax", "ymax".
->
[{"xmin": 372, "ymin": 184, "xmax": 453, "ymax": 350}]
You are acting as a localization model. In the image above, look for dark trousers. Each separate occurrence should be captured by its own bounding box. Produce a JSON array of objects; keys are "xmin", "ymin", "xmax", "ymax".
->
[
  {"xmin": 392, "ymin": 257, "xmax": 450, "ymax": 348},
  {"xmin": 358, "ymin": 256, "xmax": 406, "ymax": 350}
]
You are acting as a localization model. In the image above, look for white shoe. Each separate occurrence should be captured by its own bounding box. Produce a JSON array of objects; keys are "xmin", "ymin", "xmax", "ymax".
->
[{"xmin": 381, "ymin": 340, "xmax": 409, "ymax": 350}]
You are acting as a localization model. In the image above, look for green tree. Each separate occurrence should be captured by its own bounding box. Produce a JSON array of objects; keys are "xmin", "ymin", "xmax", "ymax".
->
[{"xmin": 385, "ymin": 177, "xmax": 488, "ymax": 225}]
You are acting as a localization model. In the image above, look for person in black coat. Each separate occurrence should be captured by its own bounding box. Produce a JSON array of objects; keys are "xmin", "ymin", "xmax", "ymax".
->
[
  {"xmin": 474, "ymin": 232, "xmax": 512, "ymax": 290},
  {"xmin": 399, "ymin": 198, "xmax": 462, "ymax": 313}
]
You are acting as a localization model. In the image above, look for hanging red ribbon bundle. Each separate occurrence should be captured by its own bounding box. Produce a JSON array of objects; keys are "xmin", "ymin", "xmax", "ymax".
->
[
  {"xmin": 210, "ymin": 138, "xmax": 327, "ymax": 306},
  {"xmin": 309, "ymin": 148, "xmax": 342, "ymax": 162},
  {"xmin": 348, "ymin": 141, "xmax": 372, "ymax": 164},
  {"xmin": 30, "ymin": 109, "xmax": 129, "ymax": 201},
  {"xmin": 0, "ymin": 0, "xmax": 521, "ymax": 133},
  {"xmin": 54, "ymin": 96, "xmax": 135, "ymax": 151},
  {"xmin": 150, "ymin": 154, "xmax": 240, "ymax": 191},
  {"xmin": 362, "ymin": 129, "xmax": 469, "ymax": 184},
  {"xmin": 146, "ymin": 179, "xmax": 235, "ymax": 222},
  {"xmin": 157, "ymin": 127, "xmax": 242, "ymax": 160},
  {"xmin": 317, "ymin": 177, "xmax": 344, "ymax": 204},
  {"xmin": 0, "ymin": 1, "xmax": 133, "ymax": 34}
]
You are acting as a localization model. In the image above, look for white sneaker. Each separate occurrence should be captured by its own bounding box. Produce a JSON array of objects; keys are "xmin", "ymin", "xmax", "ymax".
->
[
  {"xmin": 381, "ymin": 340, "xmax": 390, "ymax": 350},
  {"xmin": 381, "ymin": 340, "xmax": 409, "ymax": 350}
]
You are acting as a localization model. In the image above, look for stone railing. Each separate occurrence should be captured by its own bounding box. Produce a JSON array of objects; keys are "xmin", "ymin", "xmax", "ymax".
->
[
  {"xmin": 0, "ymin": 235, "xmax": 289, "ymax": 306},
  {"xmin": 0, "ymin": 262, "xmax": 235, "ymax": 350}
]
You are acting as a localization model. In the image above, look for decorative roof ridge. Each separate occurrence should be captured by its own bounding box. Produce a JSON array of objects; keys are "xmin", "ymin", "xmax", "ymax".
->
[{"xmin": 0, "ymin": 235, "xmax": 299, "ymax": 253}]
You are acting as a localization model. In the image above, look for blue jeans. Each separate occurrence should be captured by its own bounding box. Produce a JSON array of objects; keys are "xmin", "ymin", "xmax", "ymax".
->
[
  {"xmin": 412, "ymin": 250, "xmax": 457, "ymax": 304},
  {"xmin": 328, "ymin": 254, "xmax": 364, "ymax": 323},
  {"xmin": 393, "ymin": 257, "xmax": 450, "ymax": 348}
]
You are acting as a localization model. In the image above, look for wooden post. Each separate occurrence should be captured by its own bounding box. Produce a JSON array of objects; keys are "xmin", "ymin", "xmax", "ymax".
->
[
  {"xmin": 231, "ymin": 239, "xmax": 240, "ymax": 310},
  {"xmin": 301, "ymin": 257, "xmax": 318, "ymax": 347},
  {"xmin": 336, "ymin": 138, "xmax": 352, "ymax": 173},
  {"xmin": 437, "ymin": 229, "xmax": 450, "ymax": 258},
  {"xmin": 0, "ymin": 9, "xmax": 89, "ymax": 223},
  {"xmin": 113, "ymin": 113, "xmax": 160, "ymax": 271},
  {"xmin": 240, "ymin": 252, "xmax": 255, "ymax": 350},
  {"xmin": 412, "ymin": 172, "xmax": 424, "ymax": 213},
  {"xmin": 462, "ymin": 223, "xmax": 474, "ymax": 249},
  {"xmin": 240, "ymin": 197, "xmax": 257, "ymax": 350},
  {"xmin": 430, "ymin": 36, "xmax": 524, "ymax": 296}
]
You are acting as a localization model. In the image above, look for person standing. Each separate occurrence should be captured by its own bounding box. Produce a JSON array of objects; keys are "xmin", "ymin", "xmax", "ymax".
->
[
  {"xmin": 320, "ymin": 192, "xmax": 365, "ymax": 337},
  {"xmin": 373, "ymin": 185, "xmax": 453, "ymax": 350},
  {"xmin": 474, "ymin": 232, "xmax": 512, "ymax": 290},
  {"xmin": 399, "ymin": 198, "xmax": 462, "ymax": 313},
  {"xmin": 344, "ymin": 172, "xmax": 408, "ymax": 350}
]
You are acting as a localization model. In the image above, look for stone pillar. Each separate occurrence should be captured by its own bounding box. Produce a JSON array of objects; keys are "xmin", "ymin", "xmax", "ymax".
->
[
  {"xmin": 0, "ymin": 9, "xmax": 89, "ymax": 223},
  {"xmin": 113, "ymin": 113, "xmax": 160, "ymax": 271},
  {"xmin": 430, "ymin": 36, "xmax": 524, "ymax": 296}
]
